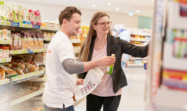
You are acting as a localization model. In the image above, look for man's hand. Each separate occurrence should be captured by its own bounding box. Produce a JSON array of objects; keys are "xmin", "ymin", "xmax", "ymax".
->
[{"xmin": 76, "ymin": 79, "xmax": 84, "ymax": 85}]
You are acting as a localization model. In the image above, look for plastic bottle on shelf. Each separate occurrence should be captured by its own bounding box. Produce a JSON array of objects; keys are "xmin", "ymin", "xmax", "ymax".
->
[
  {"xmin": 106, "ymin": 54, "xmax": 115, "ymax": 75},
  {"xmin": 184, "ymin": 30, "xmax": 187, "ymax": 58},
  {"xmin": 29, "ymin": 9, "xmax": 35, "ymax": 25},
  {"xmin": 35, "ymin": 10, "xmax": 41, "ymax": 26}
]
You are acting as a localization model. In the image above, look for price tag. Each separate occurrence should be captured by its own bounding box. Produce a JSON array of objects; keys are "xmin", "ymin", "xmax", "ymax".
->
[
  {"xmin": 12, "ymin": 51, "xmax": 19, "ymax": 54},
  {"xmin": 0, "ymin": 80, "xmax": 4, "ymax": 85},
  {"xmin": 16, "ymin": 75, "xmax": 22, "ymax": 80},
  {"xmin": 32, "ymin": 71, "xmax": 39, "ymax": 76},
  {"xmin": 33, "ymin": 49, "xmax": 40, "ymax": 52},
  {"xmin": 28, "ymin": 50, "xmax": 34, "ymax": 54},
  {"xmin": 20, "ymin": 23, "xmax": 23, "ymax": 27},
  {"xmin": 21, "ymin": 50, "xmax": 27, "ymax": 53},
  {"xmin": 1, "ymin": 21, "xmax": 4, "ymax": 25},
  {"xmin": 30, "ymin": 92, "xmax": 36, "ymax": 97},
  {"xmin": 43, "ymin": 78, "xmax": 47, "ymax": 82},
  {"xmin": 23, "ymin": 74, "xmax": 30, "ymax": 78},
  {"xmin": 5, "ymin": 79, "xmax": 9, "ymax": 83},
  {"xmin": 2, "ymin": 58, "xmax": 6, "ymax": 62},
  {"xmin": 41, "ymin": 49, "xmax": 47, "ymax": 52},
  {"xmin": 25, "ymin": 24, "xmax": 29, "ymax": 27}
]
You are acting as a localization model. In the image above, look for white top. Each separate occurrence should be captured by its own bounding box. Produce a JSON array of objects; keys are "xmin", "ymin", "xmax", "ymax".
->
[{"xmin": 43, "ymin": 31, "xmax": 77, "ymax": 108}]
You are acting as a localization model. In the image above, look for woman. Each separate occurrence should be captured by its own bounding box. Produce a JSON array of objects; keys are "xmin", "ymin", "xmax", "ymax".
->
[{"xmin": 78, "ymin": 12, "xmax": 148, "ymax": 111}]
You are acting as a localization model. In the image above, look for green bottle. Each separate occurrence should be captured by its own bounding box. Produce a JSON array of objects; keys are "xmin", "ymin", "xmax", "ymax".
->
[{"xmin": 106, "ymin": 54, "xmax": 115, "ymax": 74}]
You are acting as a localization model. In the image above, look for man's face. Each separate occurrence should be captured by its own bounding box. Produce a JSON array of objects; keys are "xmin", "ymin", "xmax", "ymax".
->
[{"xmin": 66, "ymin": 13, "xmax": 81, "ymax": 37}]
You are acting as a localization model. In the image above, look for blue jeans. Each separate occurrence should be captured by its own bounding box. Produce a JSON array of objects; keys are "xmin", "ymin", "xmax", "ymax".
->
[{"xmin": 44, "ymin": 104, "xmax": 74, "ymax": 111}]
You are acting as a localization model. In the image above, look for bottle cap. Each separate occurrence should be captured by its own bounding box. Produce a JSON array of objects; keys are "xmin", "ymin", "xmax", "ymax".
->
[{"xmin": 111, "ymin": 54, "xmax": 115, "ymax": 57}]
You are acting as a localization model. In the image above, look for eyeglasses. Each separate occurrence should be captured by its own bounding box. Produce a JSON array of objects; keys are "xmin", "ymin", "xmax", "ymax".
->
[{"xmin": 97, "ymin": 22, "xmax": 112, "ymax": 27}]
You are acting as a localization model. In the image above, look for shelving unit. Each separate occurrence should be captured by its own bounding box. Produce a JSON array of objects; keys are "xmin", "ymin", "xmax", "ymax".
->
[
  {"xmin": 128, "ymin": 64, "xmax": 144, "ymax": 67},
  {"xmin": 130, "ymin": 38, "xmax": 150, "ymax": 42},
  {"xmin": 0, "ymin": 89, "xmax": 44, "ymax": 110}
]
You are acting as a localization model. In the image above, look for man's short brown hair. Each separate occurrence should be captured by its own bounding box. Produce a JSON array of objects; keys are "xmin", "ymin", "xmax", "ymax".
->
[{"xmin": 59, "ymin": 6, "xmax": 82, "ymax": 26}]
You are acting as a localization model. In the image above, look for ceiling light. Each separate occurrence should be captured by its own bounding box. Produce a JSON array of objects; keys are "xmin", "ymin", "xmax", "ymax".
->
[
  {"xmin": 92, "ymin": 5, "xmax": 96, "ymax": 7},
  {"xmin": 129, "ymin": 12, "xmax": 133, "ymax": 16},
  {"xmin": 137, "ymin": 10, "xmax": 140, "ymax": 13},
  {"xmin": 116, "ymin": 7, "xmax": 119, "ymax": 10},
  {"xmin": 108, "ymin": 3, "xmax": 111, "ymax": 5}
]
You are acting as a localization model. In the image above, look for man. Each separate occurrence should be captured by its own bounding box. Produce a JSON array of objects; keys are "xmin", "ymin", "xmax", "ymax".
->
[{"xmin": 43, "ymin": 6, "xmax": 115, "ymax": 111}]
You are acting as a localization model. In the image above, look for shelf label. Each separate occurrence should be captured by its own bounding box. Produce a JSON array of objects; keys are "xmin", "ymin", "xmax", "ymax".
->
[
  {"xmin": 20, "ymin": 23, "xmax": 23, "ymax": 27},
  {"xmin": 2, "ymin": 59, "xmax": 6, "ymax": 62},
  {"xmin": 0, "ymin": 80, "xmax": 4, "ymax": 85},
  {"xmin": 41, "ymin": 49, "xmax": 47, "ymax": 52},
  {"xmin": 1, "ymin": 21, "xmax": 5, "ymax": 25},
  {"xmin": 21, "ymin": 50, "xmax": 28, "ymax": 53},
  {"xmin": 12, "ymin": 51, "xmax": 19, "ymax": 54},
  {"xmin": 33, "ymin": 49, "xmax": 40, "ymax": 52},
  {"xmin": 28, "ymin": 50, "xmax": 34, "ymax": 54},
  {"xmin": 43, "ymin": 78, "xmax": 47, "ymax": 82},
  {"xmin": 16, "ymin": 75, "xmax": 22, "ymax": 80},
  {"xmin": 25, "ymin": 24, "xmax": 29, "ymax": 27},
  {"xmin": 32, "ymin": 71, "xmax": 39, "ymax": 76},
  {"xmin": 23, "ymin": 74, "xmax": 30, "ymax": 78}
]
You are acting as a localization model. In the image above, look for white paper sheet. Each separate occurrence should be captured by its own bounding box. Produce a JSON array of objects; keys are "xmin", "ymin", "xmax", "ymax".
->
[{"xmin": 75, "ymin": 68, "xmax": 104, "ymax": 100}]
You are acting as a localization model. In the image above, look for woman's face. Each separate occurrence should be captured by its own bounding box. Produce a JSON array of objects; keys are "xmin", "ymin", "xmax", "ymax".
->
[{"xmin": 93, "ymin": 16, "xmax": 111, "ymax": 36}]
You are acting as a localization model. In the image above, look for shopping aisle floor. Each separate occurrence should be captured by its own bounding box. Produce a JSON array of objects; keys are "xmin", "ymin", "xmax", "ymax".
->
[{"xmin": 74, "ymin": 68, "xmax": 146, "ymax": 111}]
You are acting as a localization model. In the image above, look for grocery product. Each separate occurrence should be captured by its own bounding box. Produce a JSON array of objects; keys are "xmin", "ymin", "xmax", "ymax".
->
[
  {"xmin": 106, "ymin": 54, "xmax": 115, "ymax": 74},
  {"xmin": 21, "ymin": 31, "xmax": 28, "ymax": 50},
  {"xmin": 0, "ymin": 68, "xmax": 5, "ymax": 80}
]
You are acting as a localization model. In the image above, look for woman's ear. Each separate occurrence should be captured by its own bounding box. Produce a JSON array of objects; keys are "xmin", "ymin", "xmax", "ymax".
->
[{"xmin": 93, "ymin": 24, "xmax": 97, "ymax": 30}]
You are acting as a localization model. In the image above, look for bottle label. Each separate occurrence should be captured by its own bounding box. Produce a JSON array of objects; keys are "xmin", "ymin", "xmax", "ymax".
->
[{"xmin": 106, "ymin": 66, "xmax": 110, "ymax": 73}]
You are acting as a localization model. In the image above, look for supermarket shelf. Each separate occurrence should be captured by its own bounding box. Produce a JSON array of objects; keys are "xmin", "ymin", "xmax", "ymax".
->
[
  {"xmin": 130, "ymin": 39, "xmax": 150, "ymax": 42},
  {"xmin": 132, "ymin": 57, "xmax": 148, "ymax": 60},
  {"xmin": 10, "ymin": 89, "xmax": 44, "ymax": 106},
  {"xmin": 75, "ymin": 51, "xmax": 80, "ymax": 53},
  {"xmin": 83, "ymin": 35, "xmax": 87, "ymax": 38},
  {"xmin": 35, "ymin": 62, "xmax": 46, "ymax": 66},
  {"xmin": 0, "ymin": 79, "xmax": 10, "ymax": 86},
  {"xmin": 0, "ymin": 21, "xmax": 58, "ymax": 32},
  {"xmin": 130, "ymin": 33, "xmax": 151, "ymax": 36},
  {"xmin": 71, "ymin": 41, "xmax": 81, "ymax": 44},
  {"xmin": 10, "ymin": 70, "xmax": 45, "ymax": 85},
  {"xmin": 29, "ymin": 77, "xmax": 47, "ymax": 82},
  {"xmin": 10, "ymin": 49, "xmax": 47, "ymax": 54},
  {"xmin": 40, "ymin": 28, "xmax": 58, "ymax": 32},
  {"xmin": 127, "ymin": 64, "xmax": 144, "ymax": 67},
  {"xmin": 32, "ymin": 49, "xmax": 47, "ymax": 53},
  {"xmin": 0, "ymin": 40, "xmax": 11, "ymax": 44},
  {"xmin": 31, "ymin": 96, "xmax": 42, "ymax": 101},
  {"xmin": 44, "ymin": 38, "xmax": 52, "ymax": 41},
  {"xmin": 0, "ymin": 58, "xmax": 11, "ymax": 63}
]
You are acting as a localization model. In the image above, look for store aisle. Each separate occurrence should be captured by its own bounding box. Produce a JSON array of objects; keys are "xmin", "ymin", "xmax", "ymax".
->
[{"xmin": 74, "ymin": 68, "xmax": 146, "ymax": 111}]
